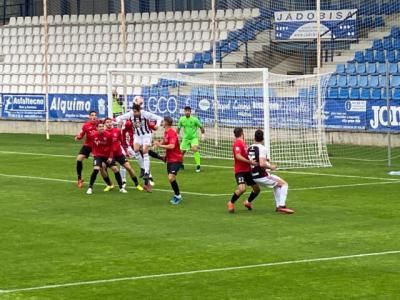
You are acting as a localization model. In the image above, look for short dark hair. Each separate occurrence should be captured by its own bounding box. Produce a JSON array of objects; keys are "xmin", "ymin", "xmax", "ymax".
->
[
  {"xmin": 184, "ymin": 106, "xmax": 191, "ymax": 111},
  {"xmin": 234, "ymin": 127, "xmax": 243, "ymax": 138},
  {"xmin": 132, "ymin": 104, "xmax": 142, "ymax": 111},
  {"xmin": 164, "ymin": 116, "xmax": 173, "ymax": 126},
  {"xmin": 89, "ymin": 110, "xmax": 97, "ymax": 115},
  {"xmin": 254, "ymin": 129, "xmax": 264, "ymax": 142},
  {"xmin": 103, "ymin": 117, "xmax": 112, "ymax": 124}
]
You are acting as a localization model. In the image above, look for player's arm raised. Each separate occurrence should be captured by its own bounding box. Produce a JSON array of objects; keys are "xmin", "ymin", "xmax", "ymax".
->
[{"xmin": 142, "ymin": 111, "xmax": 163, "ymax": 130}]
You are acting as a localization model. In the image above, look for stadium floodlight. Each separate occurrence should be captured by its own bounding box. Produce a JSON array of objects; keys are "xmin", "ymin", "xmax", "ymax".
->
[{"xmin": 107, "ymin": 68, "xmax": 331, "ymax": 169}]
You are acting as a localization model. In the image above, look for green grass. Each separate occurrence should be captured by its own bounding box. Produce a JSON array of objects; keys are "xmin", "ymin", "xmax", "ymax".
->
[{"xmin": 0, "ymin": 133, "xmax": 399, "ymax": 299}]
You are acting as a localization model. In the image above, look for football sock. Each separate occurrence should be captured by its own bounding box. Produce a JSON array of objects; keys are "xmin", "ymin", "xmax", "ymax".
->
[
  {"xmin": 143, "ymin": 153, "xmax": 150, "ymax": 174},
  {"xmin": 278, "ymin": 184, "xmax": 288, "ymax": 207},
  {"xmin": 170, "ymin": 180, "xmax": 180, "ymax": 196},
  {"xmin": 103, "ymin": 176, "xmax": 112, "ymax": 186},
  {"xmin": 273, "ymin": 188, "xmax": 280, "ymax": 207},
  {"xmin": 77, "ymin": 161, "xmax": 83, "ymax": 179},
  {"xmin": 149, "ymin": 150, "xmax": 163, "ymax": 161},
  {"xmin": 120, "ymin": 166, "xmax": 126, "ymax": 182},
  {"xmin": 134, "ymin": 151, "xmax": 144, "ymax": 169},
  {"xmin": 89, "ymin": 169, "xmax": 99, "ymax": 187},
  {"xmin": 248, "ymin": 190, "xmax": 260, "ymax": 202},
  {"xmin": 114, "ymin": 171, "xmax": 123, "ymax": 189},
  {"xmin": 193, "ymin": 152, "xmax": 201, "ymax": 166},
  {"xmin": 131, "ymin": 175, "xmax": 139, "ymax": 186},
  {"xmin": 230, "ymin": 192, "xmax": 240, "ymax": 204}
]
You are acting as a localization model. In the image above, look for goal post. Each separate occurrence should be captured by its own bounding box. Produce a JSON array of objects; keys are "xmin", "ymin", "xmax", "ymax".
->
[{"xmin": 107, "ymin": 68, "xmax": 331, "ymax": 169}]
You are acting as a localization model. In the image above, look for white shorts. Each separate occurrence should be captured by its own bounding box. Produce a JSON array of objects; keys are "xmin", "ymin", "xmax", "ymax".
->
[
  {"xmin": 254, "ymin": 174, "xmax": 282, "ymax": 188},
  {"xmin": 134, "ymin": 134, "xmax": 152, "ymax": 146}
]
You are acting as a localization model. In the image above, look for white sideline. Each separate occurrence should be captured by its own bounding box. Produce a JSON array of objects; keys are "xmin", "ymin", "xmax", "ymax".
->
[
  {"xmin": 0, "ymin": 173, "xmax": 399, "ymax": 196},
  {"xmin": 1, "ymin": 250, "xmax": 399, "ymax": 294},
  {"xmin": 0, "ymin": 150, "xmax": 397, "ymax": 182}
]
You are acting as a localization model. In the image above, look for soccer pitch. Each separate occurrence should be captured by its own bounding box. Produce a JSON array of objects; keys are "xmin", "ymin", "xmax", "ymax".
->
[{"xmin": 0, "ymin": 133, "xmax": 399, "ymax": 299}]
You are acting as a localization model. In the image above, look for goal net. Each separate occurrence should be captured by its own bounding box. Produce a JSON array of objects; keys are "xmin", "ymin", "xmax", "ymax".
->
[{"xmin": 107, "ymin": 68, "xmax": 331, "ymax": 169}]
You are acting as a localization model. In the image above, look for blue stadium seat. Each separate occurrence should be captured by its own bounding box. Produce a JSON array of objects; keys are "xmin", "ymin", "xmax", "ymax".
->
[
  {"xmin": 336, "ymin": 64, "xmax": 346, "ymax": 74},
  {"xmin": 377, "ymin": 62, "xmax": 386, "ymax": 74},
  {"xmin": 327, "ymin": 87, "xmax": 338, "ymax": 99},
  {"xmin": 245, "ymin": 28, "xmax": 256, "ymax": 40},
  {"xmin": 328, "ymin": 75, "xmax": 337, "ymax": 87},
  {"xmin": 394, "ymin": 38, "xmax": 400, "ymax": 49},
  {"xmin": 383, "ymin": 36, "xmax": 393, "ymax": 50},
  {"xmin": 379, "ymin": 75, "xmax": 388, "ymax": 88},
  {"xmin": 150, "ymin": 88, "xmax": 159, "ymax": 96},
  {"xmin": 360, "ymin": 88, "xmax": 371, "ymax": 99},
  {"xmin": 186, "ymin": 62, "xmax": 195, "ymax": 69},
  {"xmin": 389, "ymin": 62, "xmax": 399, "ymax": 74},
  {"xmin": 387, "ymin": 50, "xmax": 397, "ymax": 63},
  {"xmin": 375, "ymin": 50, "xmax": 386, "ymax": 63},
  {"xmin": 349, "ymin": 88, "xmax": 360, "ymax": 99},
  {"xmin": 371, "ymin": 88, "xmax": 382, "ymax": 100},
  {"xmin": 203, "ymin": 52, "xmax": 212, "ymax": 64},
  {"xmin": 229, "ymin": 40, "xmax": 239, "ymax": 51},
  {"xmin": 159, "ymin": 87, "xmax": 169, "ymax": 96},
  {"xmin": 193, "ymin": 53, "xmax": 203, "ymax": 64},
  {"xmin": 375, "ymin": 16, "xmax": 385, "ymax": 27},
  {"xmin": 364, "ymin": 16, "xmax": 374, "ymax": 28},
  {"xmin": 194, "ymin": 63, "xmax": 204, "ymax": 69},
  {"xmin": 338, "ymin": 87, "xmax": 349, "ymax": 100},
  {"xmin": 354, "ymin": 51, "xmax": 365, "ymax": 63},
  {"xmin": 347, "ymin": 62, "xmax": 357, "ymax": 74},
  {"xmin": 390, "ymin": 74, "xmax": 400, "ymax": 87},
  {"xmin": 348, "ymin": 75, "xmax": 358, "ymax": 87},
  {"xmin": 391, "ymin": 27, "xmax": 400, "ymax": 37},
  {"xmin": 393, "ymin": 88, "xmax": 400, "ymax": 100},
  {"xmin": 367, "ymin": 62, "xmax": 377, "ymax": 74},
  {"xmin": 382, "ymin": 2, "xmax": 392, "ymax": 15},
  {"xmin": 178, "ymin": 63, "xmax": 186, "ymax": 69},
  {"xmin": 357, "ymin": 63, "xmax": 367, "ymax": 74},
  {"xmin": 359, "ymin": 75, "xmax": 369, "ymax": 87},
  {"xmin": 364, "ymin": 49, "xmax": 375, "ymax": 63},
  {"xmin": 370, "ymin": 75, "xmax": 379, "ymax": 87},
  {"xmin": 337, "ymin": 74, "xmax": 347, "ymax": 87},
  {"xmin": 372, "ymin": 39, "xmax": 384, "ymax": 50}
]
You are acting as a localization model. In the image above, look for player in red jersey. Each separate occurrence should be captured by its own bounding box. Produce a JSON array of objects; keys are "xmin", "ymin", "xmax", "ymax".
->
[
  {"xmin": 153, "ymin": 116, "xmax": 183, "ymax": 205},
  {"xmin": 227, "ymin": 127, "xmax": 260, "ymax": 213},
  {"xmin": 74, "ymin": 111, "xmax": 99, "ymax": 188},
  {"xmin": 86, "ymin": 120, "xmax": 126, "ymax": 194},
  {"xmin": 104, "ymin": 118, "xmax": 143, "ymax": 192}
]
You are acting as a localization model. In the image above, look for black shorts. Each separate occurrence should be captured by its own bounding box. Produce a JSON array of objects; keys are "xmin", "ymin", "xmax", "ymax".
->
[
  {"xmin": 79, "ymin": 145, "xmax": 92, "ymax": 158},
  {"xmin": 93, "ymin": 156, "xmax": 108, "ymax": 167},
  {"xmin": 114, "ymin": 154, "xmax": 128, "ymax": 166},
  {"xmin": 167, "ymin": 162, "xmax": 182, "ymax": 175},
  {"xmin": 235, "ymin": 172, "xmax": 256, "ymax": 186}
]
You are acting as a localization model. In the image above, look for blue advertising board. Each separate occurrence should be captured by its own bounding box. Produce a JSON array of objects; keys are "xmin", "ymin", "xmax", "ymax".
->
[
  {"xmin": 324, "ymin": 99, "xmax": 367, "ymax": 130},
  {"xmin": 1, "ymin": 94, "xmax": 46, "ymax": 120},
  {"xmin": 274, "ymin": 9, "xmax": 357, "ymax": 41},
  {"xmin": 367, "ymin": 100, "xmax": 400, "ymax": 132},
  {"xmin": 48, "ymin": 94, "xmax": 108, "ymax": 120}
]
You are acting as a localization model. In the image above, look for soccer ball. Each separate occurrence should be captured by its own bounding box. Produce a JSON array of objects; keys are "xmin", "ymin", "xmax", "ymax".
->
[{"xmin": 133, "ymin": 96, "xmax": 144, "ymax": 107}]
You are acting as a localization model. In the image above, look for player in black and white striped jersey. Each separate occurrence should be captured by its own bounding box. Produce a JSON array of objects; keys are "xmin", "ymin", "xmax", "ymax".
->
[
  {"xmin": 247, "ymin": 129, "xmax": 294, "ymax": 214},
  {"xmin": 116, "ymin": 103, "xmax": 163, "ymax": 191}
]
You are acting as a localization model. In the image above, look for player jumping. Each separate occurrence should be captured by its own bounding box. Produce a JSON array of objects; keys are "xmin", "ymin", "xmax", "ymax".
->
[
  {"xmin": 153, "ymin": 116, "xmax": 183, "ymax": 205},
  {"xmin": 177, "ymin": 106, "xmax": 205, "ymax": 172},
  {"xmin": 74, "ymin": 110, "xmax": 99, "ymax": 188},
  {"xmin": 228, "ymin": 127, "xmax": 260, "ymax": 213},
  {"xmin": 247, "ymin": 130, "xmax": 294, "ymax": 214},
  {"xmin": 116, "ymin": 104, "xmax": 163, "ymax": 191}
]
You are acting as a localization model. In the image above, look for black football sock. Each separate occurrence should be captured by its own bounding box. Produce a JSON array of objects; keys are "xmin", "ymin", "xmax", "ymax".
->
[
  {"xmin": 248, "ymin": 190, "xmax": 260, "ymax": 202},
  {"xmin": 230, "ymin": 192, "xmax": 240, "ymax": 204},
  {"xmin": 149, "ymin": 150, "xmax": 163, "ymax": 161},
  {"xmin": 77, "ymin": 161, "xmax": 83, "ymax": 180},
  {"xmin": 114, "ymin": 172, "xmax": 123, "ymax": 189},
  {"xmin": 89, "ymin": 169, "xmax": 99, "ymax": 187},
  {"xmin": 131, "ymin": 175, "xmax": 139, "ymax": 186},
  {"xmin": 103, "ymin": 176, "xmax": 112, "ymax": 186},
  {"xmin": 170, "ymin": 180, "xmax": 180, "ymax": 196}
]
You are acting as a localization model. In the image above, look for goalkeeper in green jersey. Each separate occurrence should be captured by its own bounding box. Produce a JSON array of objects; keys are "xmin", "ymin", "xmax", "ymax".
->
[{"xmin": 177, "ymin": 106, "xmax": 205, "ymax": 172}]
